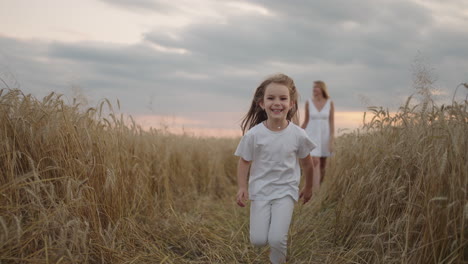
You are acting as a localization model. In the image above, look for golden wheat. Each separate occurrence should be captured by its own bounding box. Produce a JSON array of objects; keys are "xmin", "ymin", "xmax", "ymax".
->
[{"xmin": 0, "ymin": 88, "xmax": 466, "ymax": 263}]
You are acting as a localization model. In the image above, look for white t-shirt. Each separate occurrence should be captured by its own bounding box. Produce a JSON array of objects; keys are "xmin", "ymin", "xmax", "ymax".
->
[{"xmin": 234, "ymin": 122, "xmax": 317, "ymax": 201}]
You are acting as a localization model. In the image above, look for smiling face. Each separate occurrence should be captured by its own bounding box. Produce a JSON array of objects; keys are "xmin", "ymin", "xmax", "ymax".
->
[{"xmin": 259, "ymin": 82, "xmax": 294, "ymax": 122}]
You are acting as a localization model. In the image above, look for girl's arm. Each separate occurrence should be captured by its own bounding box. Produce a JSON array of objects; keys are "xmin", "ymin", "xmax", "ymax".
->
[
  {"xmin": 329, "ymin": 101, "xmax": 335, "ymax": 152},
  {"xmin": 236, "ymin": 157, "xmax": 251, "ymax": 207},
  {"xmin": 299, "ymin": 155, "xmax": 314, "ymax": 204},
  {"xmin": 301, "ymin": 101, "xmax": 309, "ymax": 129}
]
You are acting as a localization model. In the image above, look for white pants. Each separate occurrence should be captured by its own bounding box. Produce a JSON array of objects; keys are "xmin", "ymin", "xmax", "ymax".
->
[{"xmin": 250, "ymin": 195, "xmax": 295, "ymax": 264}]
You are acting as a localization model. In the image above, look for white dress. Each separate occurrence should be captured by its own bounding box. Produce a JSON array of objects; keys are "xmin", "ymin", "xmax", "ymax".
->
[{"xmin": 305, "ymin": 98, "xmax": 331, "ymax": 157}]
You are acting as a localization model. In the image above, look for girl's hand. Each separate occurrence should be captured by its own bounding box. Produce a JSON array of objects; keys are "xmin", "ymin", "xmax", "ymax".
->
[
  {"xmin": 329, "ymin": 139, "xmax": 334, "ymax": 153},
  {"xmin": 299, "ymin": 187, "xmax": 313, "ymax": 204},
  {"xmin": 236, "ymin": 188, "xmax": 249, "ymax": 207}
]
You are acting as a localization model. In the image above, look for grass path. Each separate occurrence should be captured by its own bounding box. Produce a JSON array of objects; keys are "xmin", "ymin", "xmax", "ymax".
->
[{"xmin": 161, "ymin": 189, "xmax": 339, "ymax": 263}]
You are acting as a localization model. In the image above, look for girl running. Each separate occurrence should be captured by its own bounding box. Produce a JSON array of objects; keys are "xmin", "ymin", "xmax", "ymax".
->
[{"xmin": 235, "ymin": 73, "xmax": 316, "ymax": 264}]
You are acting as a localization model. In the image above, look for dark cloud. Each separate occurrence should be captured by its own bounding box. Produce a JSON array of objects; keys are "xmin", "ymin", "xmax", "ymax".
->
[{"xmin": 143, "ymin": 0, "xmax": 434, "ymax": 69}]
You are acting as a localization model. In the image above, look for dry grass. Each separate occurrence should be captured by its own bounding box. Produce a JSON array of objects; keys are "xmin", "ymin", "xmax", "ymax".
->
[{"xmin": 0, "ymin": 87, "xmax": 466, "ymax": 263}]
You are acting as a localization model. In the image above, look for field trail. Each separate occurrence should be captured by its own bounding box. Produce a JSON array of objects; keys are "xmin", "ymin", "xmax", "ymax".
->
[{"xmin": 165, "ymin": 191, "xmax": 335, "ymax": 263}]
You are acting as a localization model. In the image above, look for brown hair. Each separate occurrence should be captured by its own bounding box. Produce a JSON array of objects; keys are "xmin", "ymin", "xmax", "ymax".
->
[
  {"xmin": 313, "ymin": 80, "xmax": 330, "ymax": 99},
  {"xmin": 240, "ymin": 73, "xmax": 299, "ymax": 135}
]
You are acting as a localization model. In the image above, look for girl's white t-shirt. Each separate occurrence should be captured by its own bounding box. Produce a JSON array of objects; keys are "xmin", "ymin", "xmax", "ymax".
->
[{"xmin": 235, "ymin": 122, "xmax": 316, "ymax": 201}]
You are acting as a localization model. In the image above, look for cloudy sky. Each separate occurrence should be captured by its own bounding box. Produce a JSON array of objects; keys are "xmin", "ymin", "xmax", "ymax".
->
[{"xmin": 1, "ymin": 0, "xmax": 467, "ymax": 137}]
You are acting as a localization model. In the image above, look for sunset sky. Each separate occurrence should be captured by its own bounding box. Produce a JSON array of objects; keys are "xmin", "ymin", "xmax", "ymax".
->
[{"xmin": 1, "ymin": 0, "xmax": 467, "ymax": 137}]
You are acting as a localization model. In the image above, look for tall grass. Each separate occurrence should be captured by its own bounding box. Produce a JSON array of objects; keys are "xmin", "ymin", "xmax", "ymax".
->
[
  {"xmin": 0, "ymin": 87, "xmax": 466, "ymax": 263},
  {"xmin": 0, "ymin": 89, "xmax": 239, "ymax": 263},
  {"xmin": 321, "ymin": 95, "xmax": 468, "ymax": 263}
]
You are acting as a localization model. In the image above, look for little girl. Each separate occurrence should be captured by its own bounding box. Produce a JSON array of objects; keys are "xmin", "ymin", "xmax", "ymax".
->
[{"xmin": 235, "ymin": 73, "xmax": 316, "ymax": 264}]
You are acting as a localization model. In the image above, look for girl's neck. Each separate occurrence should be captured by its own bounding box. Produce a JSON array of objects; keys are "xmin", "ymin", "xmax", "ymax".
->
[{"xmin": 264, "ymin": 119, "xmax": 289, "ymax": 132}]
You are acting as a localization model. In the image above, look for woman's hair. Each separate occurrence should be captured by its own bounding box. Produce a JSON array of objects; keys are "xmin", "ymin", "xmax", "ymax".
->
[
  {"xmin": 240, "ymin": 73, "xmax": 299, "ymax": 135},
  {"xmin": 313, "ymin": 80, "xmax": 330, "ymax": 99}
]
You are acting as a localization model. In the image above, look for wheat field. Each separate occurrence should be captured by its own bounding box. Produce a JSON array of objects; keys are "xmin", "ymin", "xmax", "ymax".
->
[{"xmin": 0, "ymin": 87, "xmax": 467, "ymax": 263}]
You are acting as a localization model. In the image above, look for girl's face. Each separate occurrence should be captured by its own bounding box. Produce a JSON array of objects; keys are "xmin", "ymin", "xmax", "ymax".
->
[
  {"xmin": 313, "ymin": 85, "xmax": 322, "ymax": 98},
  {"xmin": 259, "ymin": 83, "xmax": 294, "ymax": 121}
]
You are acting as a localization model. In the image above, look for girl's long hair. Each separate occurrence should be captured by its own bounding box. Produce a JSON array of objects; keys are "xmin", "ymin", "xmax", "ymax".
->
[{"xmin": 240, "ymin": 73, "xmax": 299, "ymax": 135}]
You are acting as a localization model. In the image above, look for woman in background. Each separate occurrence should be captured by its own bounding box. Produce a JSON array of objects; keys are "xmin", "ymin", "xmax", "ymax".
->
[{"xmin": 301, "ymin": 80, "xmax": 335, "ymax": 188}]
